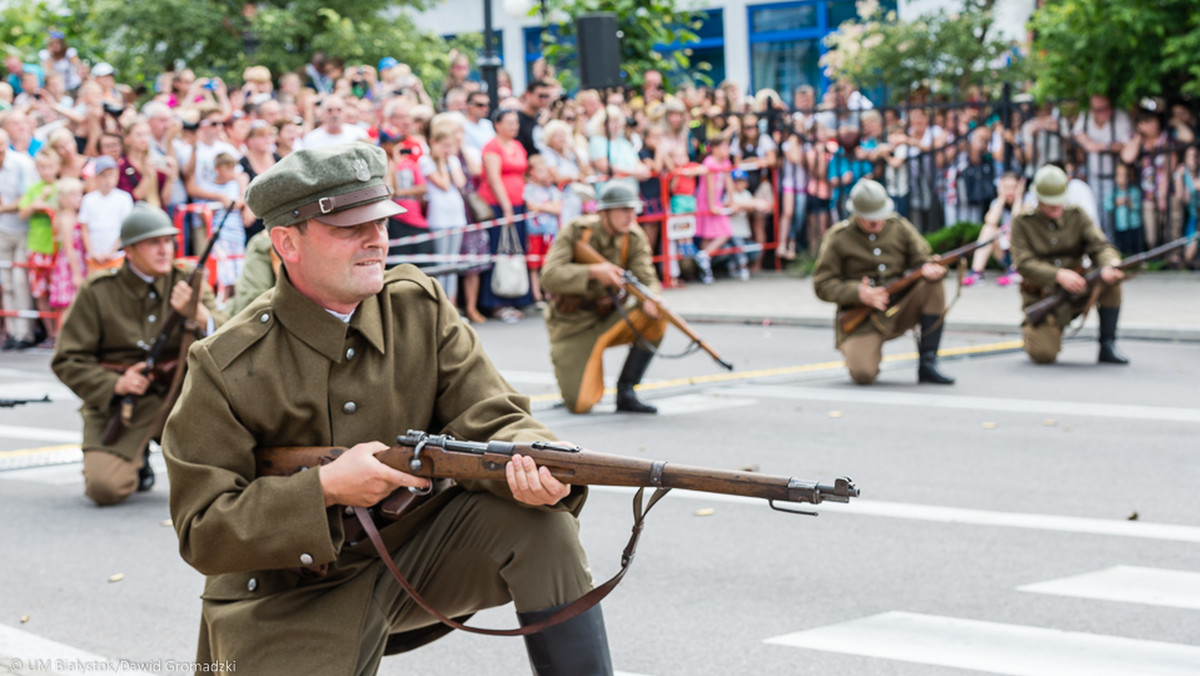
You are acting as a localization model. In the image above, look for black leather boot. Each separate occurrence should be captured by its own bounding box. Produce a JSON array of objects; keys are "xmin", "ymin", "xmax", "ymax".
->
[
  {"xmin": 615, "ymin": 347, "xmax": 657, "ymax": 413},
  {"xmin": 518, "ymin": 603, "xmax": 613, "ymax": 676},
  {"xmin": 1098, "ymin": 306, "xmax": 1129, "ymax": 364},
  {"xmin": 917, "ymin": 314, "xmax": 955, "ymax": 385},
  {"xmin": 137, "ymin": 446, "xmax": 155, "ymax": 492}
]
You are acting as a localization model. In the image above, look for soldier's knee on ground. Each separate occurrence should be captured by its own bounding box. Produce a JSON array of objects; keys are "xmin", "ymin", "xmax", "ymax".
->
[
  {"xmin": 82, "ymin": 450, "xmax": 139, "ymax": 506},
  {"xmin": 84, "ymin": 473, "xmax": 137, "ymax": 506},
  {"xmin": 505, "ymin": 509, "xmax": 592, "ymax": 612},
  {"xmin": 1023, "ymin": 324, "xmax": 1061, "ymax": 364},
  {"xmin": 847, "ymin": 363, "xmax": 879, "ymax": 384}
]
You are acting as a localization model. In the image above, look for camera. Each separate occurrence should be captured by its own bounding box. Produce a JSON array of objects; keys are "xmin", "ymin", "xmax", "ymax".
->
[
  {"xmin": 202, "ymin": 79, "xmax": 218, "ymax": 91},
  {"xmin": 102, "ymin": 102, "xmax": 125, "ymax": 117}
]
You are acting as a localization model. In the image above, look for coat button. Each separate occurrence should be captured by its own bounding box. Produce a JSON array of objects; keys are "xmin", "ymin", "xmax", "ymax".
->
[
  {"xmin": 1051, "ymin": 238, "xmax": 1057, "ymax": 245},
  {"xmin": 873, "ymin": 248, "xmax": 882, "ymax": 256},
  {"xmin": 259, "ymin": 313, "xmax": 270, "ymax": 323},
  {"xmin": 148, "ymin": 314, "xmax": 157, "ymax": 323},
  {"xmin": 868, "ymin": 234, "xmax": 876, "ymax": 241},
  {"xmin": 343, "ymin": 402, "xmax": 357, "ymax": 414},
  {"xmin": 247, "ymin": 578, "xmax": 257, "ymax": 591},
  {"xmin": 299, "ymin": 553, "xmax": 313, "ymax": 565},
  {"xmin": 345, "ymin": 347, "xmax": 356, "ymax": 360},
  {"xmin": 1054, "ymin": 259, "xmax": 1062, "ymax": 266},
  {"xmin": 877, "ymin": 263, "xmax": 886, "ymax": 272},
  {"xmin": 149, "ymin": 291, "xmax": 157, "ymax": 299}
]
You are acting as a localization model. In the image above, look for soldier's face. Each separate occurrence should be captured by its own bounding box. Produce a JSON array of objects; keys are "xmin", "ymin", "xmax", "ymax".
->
[
  {"xmin": 602, "ymin": 207, "xmax": 636, "ymax": 235},
  {"xmin": 275, "ymin": 218, "xmax": 388, "ymax": 313},
  {"xmin": 125, "ymin": 236, "xmax": 176, "ymax": 278},
  {"xmin": 1038, "ymin": 203, "xmax": 1065, "ymax": 220},
  {"xmin": 855, "ymin": 217, "xmax": 885, "ymax": 234}
]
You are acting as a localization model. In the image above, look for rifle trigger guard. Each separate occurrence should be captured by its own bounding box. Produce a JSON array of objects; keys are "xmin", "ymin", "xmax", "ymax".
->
[{"xmin": 768, "ymin": 500, "xmax": 818, "ymax": 516}]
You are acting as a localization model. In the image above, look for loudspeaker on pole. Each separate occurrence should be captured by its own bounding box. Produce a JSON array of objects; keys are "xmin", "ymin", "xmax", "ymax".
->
[{"xmin": 575, "ymin": 12, "xmax": 622, "ymax": 90}]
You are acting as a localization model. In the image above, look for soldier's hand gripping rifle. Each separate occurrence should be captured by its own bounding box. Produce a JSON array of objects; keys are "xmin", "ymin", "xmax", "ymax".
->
[
  {"xmin": 838, "ymin": 235, "xmax": 998, "ymax": 335},
  {"xmin": 574, "ymin": 239, "xmax": 734, "ymax": 371},
  {"xmin": 1025, "ymin": 234, "xmax": 1198, "ymax": 327},
  {"xmin": 100, "ymin": 204, "xmax": 234, "ymax": 445},
  {"xmin": 255, "ymin": 431, "xmax": 858, "ymax": 636}
]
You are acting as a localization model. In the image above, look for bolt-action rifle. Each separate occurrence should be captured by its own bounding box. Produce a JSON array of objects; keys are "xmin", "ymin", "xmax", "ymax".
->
[
  {"xmin": 1025, "ymin": 234, "xmax": 1198, "ymax": 327},
  {"xmin": 837, "ymin": 235, "xmax": 997, "ymax": 335},
  {"xmin": 0, "ymin": 394, "xmax": 50, "ymax": 408},
  {"xmin": 574, "ymin": 239, "xmax": 734, "ymax": 371},
  {"xmin": 255, "ymin": 430, "xmax": 858, "ymax": 636},
  {"xmin": 100, "ymin": 204, "xmax": 233, "ymax": 445}
]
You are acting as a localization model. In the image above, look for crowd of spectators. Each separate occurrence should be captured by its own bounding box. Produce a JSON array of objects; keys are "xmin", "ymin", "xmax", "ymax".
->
[{"xmin": 2, "ymin": 32, "xmax": 1198, "ymax": 346}]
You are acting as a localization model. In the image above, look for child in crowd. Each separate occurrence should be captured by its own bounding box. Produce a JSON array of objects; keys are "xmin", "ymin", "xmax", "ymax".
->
[
  {"xmin": 419, "ymin": 125, "xmax": 468, "ymax": 303},
  {"xmin": 210, "ymin": 152, "xmax": 250, "ymax": 303},
  {"xmin": 78, "ymin": 155, "xmax": 133, "ymax": 272},
  {"xmin": 50, "ymin": 178, "xmax": 86, "ymax": 315},
  {"xmin": 1174, "ymin": 146, "xmax": 1199, "ymax": 268},
  {"xmin": 723, "ymin": 169, "xmax": 761, "ymax": 281},
  {"xmin": 16, "ymin": 148, "xmax": 62, "ymax": 347},
  {"xmin": 964, "ymin": 172, "xmax": 1025, "ymax": 286},
  {"xmin": 522, "ymin": 155, "xmax": 563, "ymax": 307},
  {"xmin": 1106, "ymin": 163, "xmax": 1143, "ymax": 255},
  {"xmin": 694, "ymin": 136, "xmax": 735, "ymax": 284},
  {"xmin": 666, "ymin": 145, "xmax": 703, "ymax": 278}
]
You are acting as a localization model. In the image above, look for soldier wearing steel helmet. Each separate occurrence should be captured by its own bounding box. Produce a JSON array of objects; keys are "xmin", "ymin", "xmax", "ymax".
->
[
  {"xmin": 813, "ymin": 178, "xmax": 956, "ymax": 385},
  {"xmin": 540, "ymin": 181, "xmax": 669, "ymax": 414},
  {"xmin": 1010, "ymin": 165, "xmax": 1127, "ymax": 365},
  {"xmin": 51, "ymin": 203, "xmax": 225, "ymax": 506}
]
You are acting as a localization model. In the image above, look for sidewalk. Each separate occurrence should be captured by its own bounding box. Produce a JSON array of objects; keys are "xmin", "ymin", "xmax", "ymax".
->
[{"xmin": 661, "ymin": 270, "xmax": 1200, "ymax": 342}]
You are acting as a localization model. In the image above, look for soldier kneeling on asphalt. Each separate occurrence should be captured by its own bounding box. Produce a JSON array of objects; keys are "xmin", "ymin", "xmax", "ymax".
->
[
  {"xmin": 1010, "ymin": 165, "xmax": 1128, "ymax": 365},
  {"xmin": 812, "ymin": 179, "xmax": 955, "ymax": 385},
  {"xmin": 540, "ymin": 182, "xmax": 669, "ymax": 413},
  {"xmin": 52, "ymin": 204, "xmax": 224, "ymax": 506}
]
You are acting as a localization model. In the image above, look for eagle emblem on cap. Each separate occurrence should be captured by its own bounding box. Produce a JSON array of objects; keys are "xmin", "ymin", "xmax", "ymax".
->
[{"xmin": 352, "ymin": 158, "xmax": 371, "ymax": 182}]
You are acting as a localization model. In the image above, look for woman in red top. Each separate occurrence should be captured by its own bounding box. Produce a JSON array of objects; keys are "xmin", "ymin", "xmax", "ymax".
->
[{"xmin": 477, "ymin": 108, "xmax": 533, "ymax": 319}]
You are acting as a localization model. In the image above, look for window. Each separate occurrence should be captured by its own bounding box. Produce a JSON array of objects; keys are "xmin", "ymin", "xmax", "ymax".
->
[{"xmin": 748, "ymin": 0, "xmax": 895, "ymax": 103}]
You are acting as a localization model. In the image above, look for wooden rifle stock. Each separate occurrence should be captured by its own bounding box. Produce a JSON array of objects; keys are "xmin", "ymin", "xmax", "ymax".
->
[
  {"xmin": 255, "ymin": 430, "xmax": 859, "ymax": 514},
  {"xmin": 101, "ymin": 204, "xmax": 234, "ymax": 445},
  {"xmin": 1025, "ymin": 234, "xmax": 1198, "ymax": 327},
  {"xmin": 837, "ymin": 235, "xmax": 997, "ymax": 335},
  {"xmin": 573, "ymin": 239, "xmax": 734, "ymax": 371}
]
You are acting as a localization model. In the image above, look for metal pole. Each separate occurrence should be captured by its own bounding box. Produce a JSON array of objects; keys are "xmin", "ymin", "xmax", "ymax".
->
[{"xmin": 480, "ymin": 0, "xmax": 501, "ymax": 114}]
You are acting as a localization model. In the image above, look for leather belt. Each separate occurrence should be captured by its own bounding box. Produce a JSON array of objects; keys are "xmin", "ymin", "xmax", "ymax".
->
[{"xmin": 291, "ymin": 184, "xmax": 393, "ymax": 221}]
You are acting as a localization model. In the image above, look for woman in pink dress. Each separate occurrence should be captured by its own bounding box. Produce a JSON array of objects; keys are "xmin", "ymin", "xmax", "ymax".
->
[{"xmin": 693, "ymin": 137, "xmax": 735, "ymax": 283}]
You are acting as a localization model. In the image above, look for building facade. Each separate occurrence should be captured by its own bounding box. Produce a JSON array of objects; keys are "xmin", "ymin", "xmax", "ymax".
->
[{"xmin": 412, "ymin": 0, "xmax": 1034, "ymax": 98}]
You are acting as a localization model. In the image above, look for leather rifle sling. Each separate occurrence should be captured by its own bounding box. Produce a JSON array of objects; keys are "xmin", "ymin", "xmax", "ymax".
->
[{"xmin": 355, "ymin": 486, "xmax": 671, "ymax": 636}]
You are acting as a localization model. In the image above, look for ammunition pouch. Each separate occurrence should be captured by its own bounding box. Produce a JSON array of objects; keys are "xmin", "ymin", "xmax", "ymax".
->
[{"xmin": 553, "ymin": 294, "xmax": 615, "ymax": 318}]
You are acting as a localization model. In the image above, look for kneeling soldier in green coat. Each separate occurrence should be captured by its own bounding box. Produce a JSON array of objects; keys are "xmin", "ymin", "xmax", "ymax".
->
[
  {"xmin": 540, "ymin": 182, "xmax": 668, "ymax": 414},
  {"xmin": 1010, "ymin": 165, "xmax": 1127, "ymax": 365},
  {"xmin": 52, "ymin": 204, "xmax": 224, "ymax": 506},
  {"xmin": 813, "ymin": 179, "xmax": 955, "ymax": 385},
  {"xmin": 163, "ymin": 144, "xmax": 613, "ymax": 674}
]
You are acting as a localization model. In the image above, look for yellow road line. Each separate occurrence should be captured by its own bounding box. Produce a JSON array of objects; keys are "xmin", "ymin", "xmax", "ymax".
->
[
  {"xmin": 0, "ymin": 443, "xmax": 79, "ymax": 459},
  {"xmin": 529, "ymin": 339, "xmax": 1025, "ymax": 403}
]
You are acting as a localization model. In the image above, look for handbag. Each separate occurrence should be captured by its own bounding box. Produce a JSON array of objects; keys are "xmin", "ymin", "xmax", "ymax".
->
[
  {"xmin": 464, "ymin": 191, "xmax": 493, "ymax": 224},
  {"xmin": 490, "ymin": 223, "xmax": 530, "ymax": 298}
]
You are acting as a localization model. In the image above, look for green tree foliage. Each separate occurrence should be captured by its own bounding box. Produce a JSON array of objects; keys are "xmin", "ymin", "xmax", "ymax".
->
[
  {"xmin": 821, "ymin": 0, "xmax": 1026, "ymax": 103},
  {"xmin": 536, "ymin": 0, "xmax": 708, "ymax": 91},
  {"xmin": 1029, "ymin": 0, "xmax": 1200, "ymax": 108},
  {"xmin": 1, "ymin": 0, "xmax": 471, "ymax": 98}
]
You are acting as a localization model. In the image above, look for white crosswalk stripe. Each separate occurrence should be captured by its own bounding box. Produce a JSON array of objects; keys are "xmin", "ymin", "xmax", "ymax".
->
[
  {"xmin": 765, "ymin": 611, "xmax": 1200, "ymax": 676},
  {"xmin": 1018, "ymin": 565, "xmax": 1200, "ymax": 611}
]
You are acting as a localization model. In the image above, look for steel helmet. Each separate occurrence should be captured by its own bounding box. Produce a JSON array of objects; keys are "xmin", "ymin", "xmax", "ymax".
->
[
  {"xmin": 595, "ymin": 181, "xmax": 643, "ymax": 213},
  {"xmin": 120, "ymin": 203, "xmax": 179, "ymax": 248}
]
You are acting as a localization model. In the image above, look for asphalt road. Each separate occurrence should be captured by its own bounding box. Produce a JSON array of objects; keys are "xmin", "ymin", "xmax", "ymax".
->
[{"xmin": 1, "ymin": 319, "xmax": 1197, "ymax": 676}]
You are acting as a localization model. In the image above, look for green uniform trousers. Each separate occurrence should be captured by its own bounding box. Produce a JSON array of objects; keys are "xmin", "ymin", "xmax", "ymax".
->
[
  {"xmin": 840, "ymin": 279, "xmax": 945, "ymax": 385},
  {"xmin": 551, "ymin": 307, "xmax": 668, "ymax": 414},
  {"xmin": 1023, "ymin": 284, "xmax": 1122, "ymax": 364}
]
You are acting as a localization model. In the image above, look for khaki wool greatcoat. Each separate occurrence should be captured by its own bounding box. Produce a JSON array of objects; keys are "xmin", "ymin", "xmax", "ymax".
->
[
  {"xmin": 52, "ymin": 262, "xmax": 225, "ymax": 462},
  {"xmin": 163, "ymin": 265, "xmax": 588, "ymax": 673},
  {"xmin": 1010, "ymin": 204, "xmax": 1121, "ymax": 328},
  {"xmin": 812, "ymin": 215, "xmax": 934, "ymax": 346}
]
